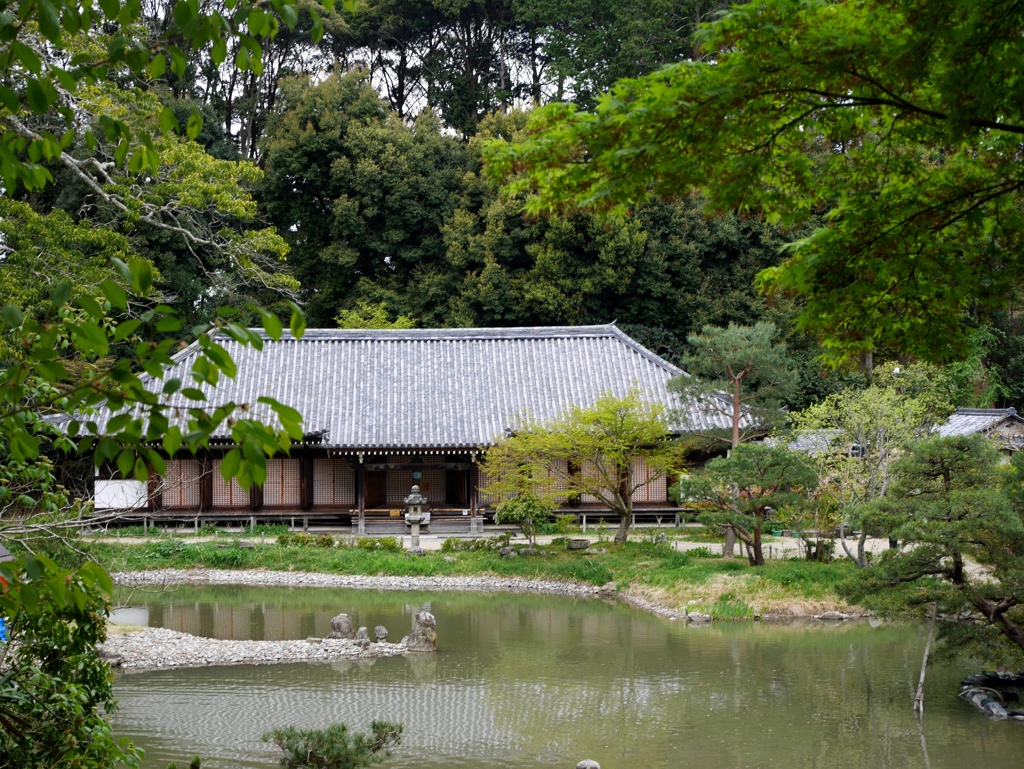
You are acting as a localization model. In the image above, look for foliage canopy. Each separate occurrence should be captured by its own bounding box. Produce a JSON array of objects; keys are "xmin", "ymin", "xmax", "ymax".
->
[{"xmin": 486, "ymin": 0, "xmax": 1024, "ymax": 363}]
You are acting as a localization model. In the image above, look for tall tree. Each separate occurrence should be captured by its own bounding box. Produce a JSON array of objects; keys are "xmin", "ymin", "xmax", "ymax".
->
[
  {"xmin": 260, "ymin": 72, "xmax": 472, "ymax": 326},
  {"xmin": 672, "ymin": 322, "xmax": 798, "ymax": 447},
  {"xmin": 679, "ymin": 444, "xmax": 816, "ymax": 566},
  {"xmin": 486, "ymin": 0, "xmax": 1024, "ymax": 364}
]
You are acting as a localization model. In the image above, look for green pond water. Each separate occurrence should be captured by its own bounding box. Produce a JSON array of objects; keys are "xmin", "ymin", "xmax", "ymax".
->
[{"xmin": 110, "ymin": 585, "xmax": 1023, "ymax": 769}]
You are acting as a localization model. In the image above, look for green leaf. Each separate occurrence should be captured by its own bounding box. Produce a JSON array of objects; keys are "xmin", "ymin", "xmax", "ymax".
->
[
  {"xmin": 25, "ymin": 79, "xmax": 49, "ymax": 113},
  {"xmin": 186, "ymin": 110, "xmax": 203, "ymax": 140},
  {"xmin": 100, "ymin": 280, "xmax": 128, "ymax": 310},
  {"xmin": 159, "ymin": 106, "xmax": 180, "ymax": 134},
  {"xmin": 49, "ymin": 282, "xmax": 73, "ymax": 308},
  {"xmin": 289, "ymin": 302, "xmax": 306, "ymax": 339},
  {"xmin": 148, "ymin": 53, "xmax": 167, "ymax": 80},
  {"xmin": 259, "ymin": 309, "xmax": 283, "ymax": 340},
  {"xmin": 163, "ymin": 426, "xmax": 183, "ymax": 457},
  {"xmin": 0, "ymin": 86, "xmax": 19, "ymax": 112},
  {"xmin": 77, "ymin": 295, "xmax": 105, "ymax": 320},
  {"xmin": 35, "ymin": 0, "xmax": 61, "ymax": 43},
  {"xmin": 117, "ymin": 449, "xmax": 134, "ymax": 478},
  {"xmin": 220, "ymin": 448, "xmax": 242, "ymax": 479},
  {"xmin": 0, "ymin": 304, "xmax": 24, "ymax": 328},
  {"xmin": 129, "ymin": 259, "xmax": 154, "ymax": 294}
]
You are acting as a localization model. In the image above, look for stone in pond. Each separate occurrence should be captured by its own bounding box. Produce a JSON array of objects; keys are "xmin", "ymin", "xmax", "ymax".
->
[
  {"xmin": 374, "ymin": 625, "xmax": 388, "ymax": 642},
  {"xmin": 354, "ymin": 626, "xmax": 371, "ymax": 648},
  {"xmin": 577, "ymin": 761, "xmax": 601, "ymax": 769},
  {"xmin": 405, "ymin": 611, "xmax": 436, "ymax": 652},
  {"xmin": 328, "ymin": 613, "xmax": 355, "ymax": 639}
]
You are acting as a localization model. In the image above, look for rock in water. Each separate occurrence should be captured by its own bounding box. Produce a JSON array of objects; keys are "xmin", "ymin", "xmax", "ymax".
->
[
  {"xmin": 354, "ymin": 626, "xmax": 371, "ymax": 648},
  {"xmin": 577, "ymin": 761, "xmax": 601, "ymax": 769},
  {"xmin": 405, "ymin": 611, "xmax": 437, "ymax": 652},
  {"xmin": 374, "ymin": 625, "xmax": 388, "ymax": 642},
  {"xmin": 328, "ymin": 613, "xmax": 355, "ymax": 639}
]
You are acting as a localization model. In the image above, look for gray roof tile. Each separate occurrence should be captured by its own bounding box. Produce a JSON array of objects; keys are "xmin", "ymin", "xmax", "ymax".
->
[
  {"xmin": 117, "ymin": 324, "xmax": 740, "ymax": 450},
  {"xmin": 937, "ymin": 407, "xmax": 1023, "ymax": 438}
]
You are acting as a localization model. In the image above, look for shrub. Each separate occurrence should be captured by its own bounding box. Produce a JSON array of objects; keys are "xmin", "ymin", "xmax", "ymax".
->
[
  {"xmin": 277, "ymin": 532, "xmax": 335, "ymax": 548},
  {"xmin": 263, "ymin": 721, "xmax": 402, "ymax": 769},
  {"xmin": 356, "ymin": 537, "xmax": 401, "ymax": 552},
  {"xmin": 440, "ymin": 533, "xmax": 511, "ymax": 552}
]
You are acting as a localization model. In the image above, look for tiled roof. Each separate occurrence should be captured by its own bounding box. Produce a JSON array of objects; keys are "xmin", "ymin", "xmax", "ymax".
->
[
  {"xmin": 937, "ymin": 407, "xmax": 1023, "ymax": 438},
  {"xmin": 119, "ymin": 324, "xmax": 739, "ymax": 450},
  {"xmin": 767, "ymin": 429, "xmax": 843, "ymax": 456}
]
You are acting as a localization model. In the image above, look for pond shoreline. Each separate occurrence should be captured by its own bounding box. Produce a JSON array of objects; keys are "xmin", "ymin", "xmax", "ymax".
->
[{"xmin": 112, "ymin": 568, "xmax": 865, "ymax": 628}]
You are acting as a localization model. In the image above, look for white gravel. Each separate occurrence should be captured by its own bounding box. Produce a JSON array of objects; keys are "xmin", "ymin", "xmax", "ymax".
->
[{"xmin": 102, "ymin": 569, "xmax": 611, "ymax": 671}]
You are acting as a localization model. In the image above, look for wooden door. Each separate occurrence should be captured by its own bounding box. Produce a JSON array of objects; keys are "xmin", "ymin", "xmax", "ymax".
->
[
  {"xmin": 445, "ymin": 469, "xmax": 468, "ymax": 506},
  {"xmin": 365, "ymin": 470, "xmax": 387, "ymax": 508}
]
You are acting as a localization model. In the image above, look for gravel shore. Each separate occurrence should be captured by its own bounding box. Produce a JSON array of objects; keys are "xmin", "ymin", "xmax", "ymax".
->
[
  {"xmin": 102, "ymin": 569, "xmax": 612, "ymax": 671},
  {"xmin": 111, "ymin": 568, "xmax": 609, "ymax": 597},
  {"xmin": 100, "ymin": 627, "xmax": 409, "ymax": 670}
]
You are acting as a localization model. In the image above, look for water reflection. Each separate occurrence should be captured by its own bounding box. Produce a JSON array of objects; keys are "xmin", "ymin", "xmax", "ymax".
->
[{"xmin": 111, "ymin": 587, "xmax": 1021, "ymax": 769}]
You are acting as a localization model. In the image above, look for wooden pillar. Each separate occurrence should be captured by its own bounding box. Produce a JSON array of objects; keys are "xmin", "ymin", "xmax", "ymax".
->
[
  {"xmin": 250, "ymin": 482, "xmax": 264, "ymax": 510},
  {"xmin": 300, "ymin": 455, "xmax": 314, "ymax": 510},
  {"xmin": 356, "ymin": 459, "xmax": 366, "ymax": 535},
  {"xmin": 469, "ymin": 462, "xmax": 479, "ymax": 534},
  {"xmin": 200, "ymin": 456, "xmax": 213, "ymax": 512}
]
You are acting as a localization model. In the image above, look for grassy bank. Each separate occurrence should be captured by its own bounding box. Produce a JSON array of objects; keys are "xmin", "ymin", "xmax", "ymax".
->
[{"xmin": 85, "ymin": 536, "xmax": 861, "ymax": 620}]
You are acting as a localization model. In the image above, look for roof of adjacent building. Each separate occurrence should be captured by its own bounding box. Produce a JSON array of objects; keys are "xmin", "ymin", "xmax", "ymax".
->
[
  {"xmin": 938, "ymin": 407, "xmax": 1024, "ymax": 442},
  {"xmin": 119, "ymin": 324, "xmax": 738, "ymax": 451}
]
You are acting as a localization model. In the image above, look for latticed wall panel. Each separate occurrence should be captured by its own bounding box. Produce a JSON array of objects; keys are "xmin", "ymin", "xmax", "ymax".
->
[
  {"xmin": 387, "ymin": 468, "xmax": 446, "ymax": 503},
  {"xmin": 477, "ymin": 466, "xmax": 501, "ymax": 506},
  {"xmin": 313, "ymin": 459, "xmax": 355, "ymax": 506},
  {"xmin": 263, "ymin": 458, "xmax": 301, "ymax": 507},
  {"xmin": 211, "ymin": 462, "xmax": 249, "ymax": 507},
  {"xmin": 630, "ymin": 457, "xmax": 667, "ymax": 503},
  {"xmin": 162, "ymin": 459, "xmax": 202, "ymax": 508}
]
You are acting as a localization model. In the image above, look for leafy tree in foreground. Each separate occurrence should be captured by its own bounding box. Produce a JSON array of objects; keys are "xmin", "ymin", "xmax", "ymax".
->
[
  {"xmin": 264, "ymin": 721, "xmax": 402, "ymax": 769},
  {"xmin": 679, "ymin": 444, "xmax": 816, "ymax": 566},
  {"xmin": 851, "ymin": 436, "xmax": 1024, "ymax": 665},
  {"xmin": 485, "ymin": 0, "xmax": 1024, "ymax": 364},
  {"xmin": 482, "ymin": 391, "xmax": 688, "ymax": 544},
  {"xmin": 0, "ymin": 557, "xmax": 141, "ymax": 768}
]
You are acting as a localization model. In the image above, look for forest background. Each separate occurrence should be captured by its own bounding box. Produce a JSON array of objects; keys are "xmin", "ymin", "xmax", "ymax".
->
[{"xmin": 14, "ymin": 0, "xmax": 1023, "ymax": 412}]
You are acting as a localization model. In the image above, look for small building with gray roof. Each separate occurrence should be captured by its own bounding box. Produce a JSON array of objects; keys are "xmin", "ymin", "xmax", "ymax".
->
[{"xmin": 937, "ymin": 407, "xmax": 1024, "ymax": 453}]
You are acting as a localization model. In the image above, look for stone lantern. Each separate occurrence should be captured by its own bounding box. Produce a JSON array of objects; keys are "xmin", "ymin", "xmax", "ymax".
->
[{"xmin": 405, "ymin": 484, "xmax": 429, "ymax": 555}]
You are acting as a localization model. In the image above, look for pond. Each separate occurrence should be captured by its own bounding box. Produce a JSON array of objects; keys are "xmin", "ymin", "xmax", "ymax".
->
[{"xmin": 110, "ymin": 585, "xmax": 1022, "ymax": 769}]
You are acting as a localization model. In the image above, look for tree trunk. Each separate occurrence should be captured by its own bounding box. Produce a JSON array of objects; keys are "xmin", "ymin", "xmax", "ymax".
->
[{"xmin": 752, "ymin": 525, "xmax": 764, "ymax": 566}]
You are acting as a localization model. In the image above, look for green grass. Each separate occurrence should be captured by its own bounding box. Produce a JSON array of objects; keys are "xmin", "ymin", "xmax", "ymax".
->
[{"xmin": 85, "ymin": 539, "xmax": 859, "ymax": 608}]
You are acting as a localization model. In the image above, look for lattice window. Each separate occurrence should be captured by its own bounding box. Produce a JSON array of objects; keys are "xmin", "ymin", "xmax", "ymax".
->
[
  {"xmin": 212, "ymin": 461, "xmax": 249, "ymax": 507},
  {"xmin": 477, "ymin": 466, "xmax": 501, "ymax": 506},
  {"xmin": 162, "ymin": 459, "xmax": 202, "ymax": 508},
  {"xmin": 386, "ymin": 468, "xmax": 447, "ymax": 503},
  {"xmin": 263, "ymin": 458, "xmax": 301, "ymax": 507},
  {"xmin": 313, "ymin": 459, "xmax": 355, "ymax": 506},
  {"xmin": 630, "ymin": 457, "xmax": 667, "ymax": 503}
]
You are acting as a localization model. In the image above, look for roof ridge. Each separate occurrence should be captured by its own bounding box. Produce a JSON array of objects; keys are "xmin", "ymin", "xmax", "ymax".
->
[
  {"xmin": 225, "ymin": 324, "xmax": 623, "ymax": 341},
  {"xmin": 955, "ymin": 407, "xmax": 1017, "ymax": 416}
]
